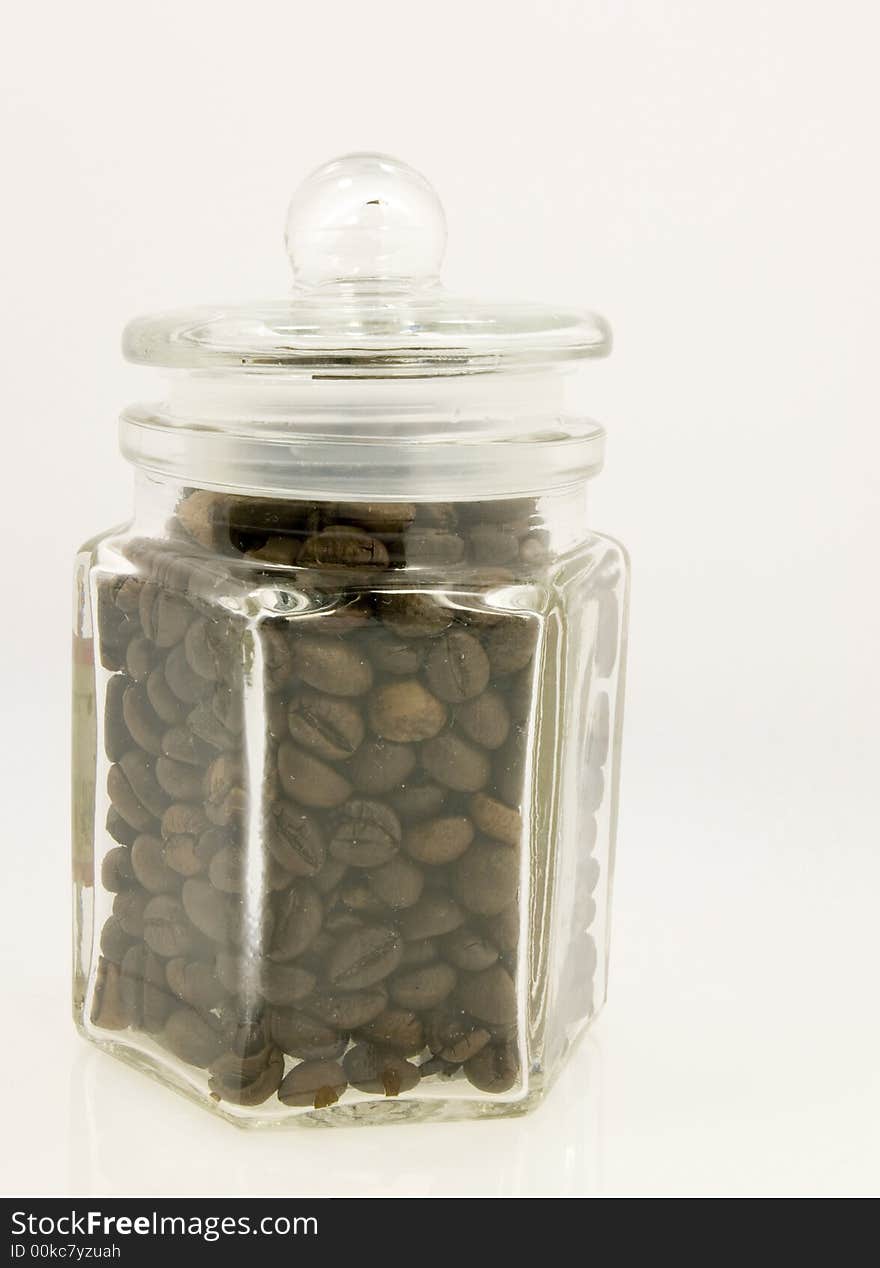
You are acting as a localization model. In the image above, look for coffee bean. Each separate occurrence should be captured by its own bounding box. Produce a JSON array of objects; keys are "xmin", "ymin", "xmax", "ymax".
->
[
  {"xmin": 287, "ymin": 690, "xmax": 364, "ymax": 760},
  {"xmin": 143, "ymin": 894, "xmax": 194, "ymax": 958},
  {"xmin": 265, "ymin": 801, "xmax": 325, "ymax": 876},
  {"xmin": 363, "ymin": 629, "xmax": 425, "ymax": 676},
  {"xmin": 400, "ymin": 939, "xmax": 439, "ymax": 967},
  {"xmin": 336, "ymin": 502, "xmax": 416, "ymax": 535},
  {"xmin": 456, "ymin": 964, "xmax": 517, "ymax": 1025},
  {"xmin": 101, "ymin": 846, "xmax": 135, "ymax": 893},
  {"xmin": 164, "ymin": 642, "xmax": 212, "ymax": 704},
  {"xmin": 90, "ymin": 958, "xmax": 127, "ymax": 1030},
  {"xmin": 465, "ymin": 1040, "xmax": 519, "ymax": 1093},
  {"xmin": 259, "ymin": 961, "xmax": 317, "ymax": 1006},
  {"xmin": 247, "ymin": 536, "xmax": 301, "ymax": 566},
  {"xmin": 305, "ymin": 988, "xmax": 388, "ymax": 1029},
  {"xmin": 484, "ymin": 619, "xmax": 538, "ymax": 675},
  {"xmin": 483, "ymin": 904, "xmax": 519, "ymax": 952},
  {"xmin": 107, "ymin": 762, "xmax": 155, "ymax": 832},
  {"xmin": 348, "ymin": 738, "xmax": 416, "ymax": 795},
  {"xmin": 425, "ymin": 1010, "xmax": 491, "ymax": 1064},
  {"xmin": 452, "ymin": 841, "xmax": 519, "ymax": 916},
  {"xmin": 156, "ymin": 755, "xmax": 204, "ymax": 801},
  {"xmin": 376, "ymin": 593, "xmax": 453, "ymax": 639},
  {"xmin": 278, "ymin": 741, "xmax": 353, "ymax": 809},
  {"xmin": 270, "ymin": 881, "xmax": 322, "ymax": 961},
  {"xmin": 125, "ymin": 636, "xmax": 154, "ymax": 683},
  {"xmin": 326, "ymin": 924, "xmax": 403, "ymax": 990},
  {"xmin": 268, "ymin": 1009, "xmax": 347, "ymax": 1061},
  {"xmin": 279, "ymin": 1059, "xmax": 348, "ymax": 1108},
  {"xmin": 421, "ymin": 733, "xmax": 490, "ymax": 793},
  {"xmin": 424, "ymin": 630, "xmax": 490, "ymax": 703},
  {"xmin": 468, "ymin": 525, "xmax": 520, "ymax": 566},
  {"xmin": 368, "ymin": 679, "xmax": 447, "ymax": 742},
  {"xmin": 299, "ymin": 526, "xmax": 389, "ymax": 571},
  {"xmin": 399, "ymin": 892, "xmax": 465, "ymax": 940},
  {"xmin": 113, "ymin": 889, "xmax": 148, "ymax": 938},
  {"xmin": 469, "ymin": 793, "xmax": 522, "ymax": 846},
  {"xmin": 329, "ymin": 799, "xmax": 402, "ymax": 868},
  {"xmin": 163, "ymin": 1007, "xmax": 225, "ymax": 1067},
  {"xmin": 187, "ymin": 701, "xmax": 238, "ymax": 752},
  {"xmin": 104, "ymin": 676, "xmax": 129, "ymax": 762},
  {"xmin": 146, "ymin": 666, "xmax": 187, "ymax": 726},
  {"xmin": 182, "ymin": 878, "xmax": 232, "ymax": 943},
  {"xmin": 455, "ymin": 688, "xmax": 511, "ymax": 750},
  {"xmin": 161, "ymin": 726, "xmax": 215, "ymax": 767},
  {"xmin": 342, "ymin": 1044, "xmax": 420, "ymax": 1096},
  {"xmin": 139, "ymin": 583, "xmax": 191, "ymax": 648},
  {"xmin": 388, "ymin": 780, "xmax": 448, "ymax": 822},
  {"xmin": 367, "ymin": 856, "xmax": 424, "ymax": 909},
  {"xmin": 403, "ymin": 527, "xmax": 466, "ymax": 566},
  {"xmin": 209, "ymin": 1045, "xmax": 285, "ymax": 1105},
  {"xmin": 261, "ymin": 625, "xmax": 293, "ymax": 692},
  {"xmin": 120, "ymin": 944, "xmax": 173, "ymax": 1031},
  {"xmin": 166, "ymin": 958, "xmax": 227, "ymax": 1012},
  {"xmin": 390, "ymin": 963, "xmax": 457, "ymax": 1010},
  {"xmin": 99, "ymin": 915, "xmax": 133, "ymax": 963},
  {"xmin": 356, "ymin": 1009, "xmax": 425, "ymax": 1056},
  {"xmin": 404, "ymin": 815, "xmax": 474, "ymax": 866},
  {"xmin": 131, "ymin": 835, "xmax": 178, "ymax": 894},
  {"xmin": 442, "ymin": 926, "xmax": 500, "ymax": 972},
  {"xmin": 311, "ymin": 855, "xmax": 347, "ymax": 896},
  {"xmin": 296, "ymin": 637, "xmax": 374, "ymax": 698}
]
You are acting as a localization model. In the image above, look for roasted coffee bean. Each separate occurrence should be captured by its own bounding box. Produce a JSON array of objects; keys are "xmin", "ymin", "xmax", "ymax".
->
[
  {"xmin": 484, "ymin": 619, "xmax": 538, "ymax": 675},
  {"xmin": 363, "ymin": 629, "xmax": 425, "ymax": 676},
  {"xmin": 483, "ymin": 904, "xmax": 519, "ymax": 952},
  {"xmin": 278, "ymin": 1059, "xmax": 348, "ymax": 1108},
  {"xmin": 399, "ymin": 892, "xmax": 465, "ymax": 940},
  {"xmin": 146, "ymin": 665, "xmax": 187, "ymax": 726},
  {"xmin": 465, "ymin": 1040, "xmax": 519, "ymax": 1093},
  {"xmin": 187, "ymin": 700, "xmax": 237, "ymax": 752},
  {"xmin": 139, "ymin": 583, "xmax": 191, "ymax": 648},
  {"xmin": 207, "ymin": 846, "xmax": 246, "ymax": 894},
  {"xmin": 278, "ymin": 742, "xmax": 352, "ymax": 809},
  {"xmin": 356, "ymin": 1008, "xmax": 425, "ymax": 1056},
  {"xmin": 326, "ymin": 925, "xmax": 404, "ymax": 990},
  {"xmin": 305, "ymin": 988, "xmax": 388, "ymax": 1029},
  {"xmin": 469, "ymin": 793, "xmax": 522, "ymax": 846},
  {"xmin": 143, "ymin": 894, "xmax": 194, "ymax": 958},
  {"xmin": 120, "ymin": 944, "xmax": 173, "ymax": 1031},
  {"xmin": 101, "ymin": 846, "xmax": 135, "ymax": 893},
  {"xmin": 107, "ymin": 762, "xmax": 155, "ymax": 833},
  {"xmin": 390, "ymin": 963, "xmax": 457, "ymax": 1011},
  {"xmin": 261, "ymin": 625, "xmax": 293, "ymax": 693},
  {"xmin": 368, "ymin": 679, "xmax": 447, "ymax": 742},
  {"xmin": 298, "ymin": 526, "xmax": 389, "ymax": 571},
  {"xmin": 287, "ymin": 690, "xmax": 364, "ymax": 760},
  {"xmin": 336, "ymin": 501, "xmax": 416, "ymax": 535},
  {"xmin": 247, "ymin": 536, "xmax": 301, "ymax": 565},
  {"xmin": 113, "ymin": 889, "xmax": 148, "ymax": 938},
  {"xmin": 418, "ymin": 1055, "xmax": 461, "ymax": 1079},
  {"xmin": 269, "ymin": 881, "xmax": 322, "ymax": 961},
  {"xmin": 160, "ymin": 804, "xmax": 209, "ymax": 840},
  {"xmin": 90, "ymin": 958, "xmax": 127, "ymax": 1030},
  {"xmin": 404, "ymin": 815, "xmax": 474, "ymax": 866},
  {"xmin": 343, "ymin": 1044, "xmax": 420, "ymax": 1096},
  {"xmin": 104, "ymin": 675, "xmax": 129, "ymax": 762},
  {"xmin": 106, "ymin": 806, "xmax": 138, "ymax": 847},
  {"xmin": 348, "ymin": 738, "xmax": 416, "ymax": 795},
  {"xmin": 442, "ymin": 926, "xmax": 500, "ymax": 972},
  {"xmin": 161, "ymin": 725, "xmax": 215, "ymax": 767},
  {"xmin": 403, "ymin": 527, "xmax": 466, "ymax": 566},
  {"xmin": 400, "ymin": 939, "xmax": 439, "ymax": 967},
  {"xmin": 156, "ymin": 755, "xmax": 204, "ymax": 801},
  {"xmin": 456, "ymin": 964, "xmax": 517, "ymax": 1025},
  {"xmin": 424, "ymin": 630, "xmax": 490, "ymax": 703},
  {"xmin": 468, "ymin": 525, "xmax": 520, "ymax": 565},
  {"xmin": 166, "ymin": 957, "xmax": 227, "ymax": 1012},
  {"xmin": 184, "ymin": 617, "xmax": 234, "ymax": 682},
  {"xmin": 182, "ymin": 878, "xmax": 232, "ymax": 943},
  {"xmin": 267, "ymin": 1009, "xmax": 347, "ymax": 1061},
  {"xmin": 311, "ymin": 855, "xmax": 347, "ymax": 895},
  {"xmin": 265, "ymin": 801, "xmax": 325, "ymax": 876},
  {"xmin": 376, "ymin": 593, "xmax": 453, "ymax": 639},
  {"xmin": 203, "ymin": 753, "xmax": 247, "ymax": 826},
  {"xmin": 99, "ymin": 915, "xmax": 133, "ymax": 963},
  {"xmin": 125, "ymin": 636, "xmax": 154, "ymax": 683},
  {"xmin": 164, "ymin": 642, "xmax": 212, "ymax": 704},
  {"xmin": 118, "ymin": 749, "xmax": 168, "ymax": 819},
  {"xmin": 163, "ymin": 1007, "xmax": 225, "ymax": 1067},
  {"xmin": 259, "ymin": 961, "xmax": 317, "ymax": 1006},
  {"xmin": 425, "ymin": 1010, "xmax": 491, "ymax": 1063},
  {"xmin": 367, "ymin": 856, "xmax": 424, "ymax": 909},
  {"xmin": 328, "ymin": 799, "xmax": 402, "ymax": 868},
  {"xmin": 296, "ymin": 638, "xmax": 373, "ymax": 697},
  {"xmin": 131, "ymin": 834, "xmax": 179, "ymax": 894},
  {"xmin": 455, "ymin": 688, "xmax": 511, "ymax": 750},
  {"xmin": 209, "ymin": 1045, "xmax": 285, "ymax": 1105},
  {"xmin": 421, "ymin": 733, "xmax": 490, "ymax": 793},
  {"xmin": 388, "ymin": 780, "xmax": 448, "ymax": 822},
  {"xmin": 339, "ymin": 877, "xmax": 386, "ymax": 915},
  {"xmin": 452, "ymin": 841, "xmax": 519, "ymax": 916},
  {"xmin": 266, "ymin": 692, "xmax": 289, "ymax": 742},
  {"xmin": 414, "ymin": 502, "xmax": 458, "ymax": 530}
]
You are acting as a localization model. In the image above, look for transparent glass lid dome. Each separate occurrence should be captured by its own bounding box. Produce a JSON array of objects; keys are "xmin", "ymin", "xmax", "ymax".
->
[{"xmin": 123, "ymin": 153, "xmax": 611, "ymax": 377}]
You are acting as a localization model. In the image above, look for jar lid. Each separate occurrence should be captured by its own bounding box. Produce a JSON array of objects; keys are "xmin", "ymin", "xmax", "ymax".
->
[{"xmin": 123, "ymin": 153, "xmax": 611, "ymax": 377}]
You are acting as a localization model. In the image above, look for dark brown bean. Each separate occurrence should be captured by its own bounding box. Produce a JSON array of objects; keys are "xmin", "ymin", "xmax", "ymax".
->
[
  {"xmin": 484, "ymin": 619, "xmax": 538, "ymax": 675},
  {"xmin": 279, "ymin": 1059, "xmax": 348, "ymax": 1108},
  {"xmin": 404, "ymin": 815, "xmax": 474, "ymax": 866},
  {"xmin": 368, "ymin": 679, "xmax": 447, "ymax": 743},
  {"xmin": 465, "ymin": 1040, "xmax": 519, "ymax": 1093},
  {"xmin": 356, "ymin": 1009, "xmax": 425, "ymax": 1056},
  {"xmin": 295, "ymin": 638, "xmax": 373, "ymax": 697},
  {"xmin": 103, "ymin": 675, "xmax": 130, "ymax": 762},
  {"xmin": 182, "ymin": 878, "xmax": 232, "ymax": 943},
  {"xmin": 469, "ymin": 793, "xmax": 522, "ymax": 846},
  {"xmin": 326, "ymin": 925, "xmax": 404, "ymax": 990},
  {"xmin": 298, "ymin": 526, "xmax": 389, "ymax": 570},
  {"xmin": 342, "ymin": 1044, "xmax": 420, "ymax": 1096},
  {"xmin": 390, "ymin": 963, "xmax": 457, "ymax": 1010},
  {"xmin": 328, "ymin": 799, "xmax": 402, "ymax": 868},
  {"xmin": 348, "ymin": 738, "xmax": 416, "ymax": 795},
  {"xmin": 388, "ymin": 781, "xmax": 448, "ymax": 823},
  {"xmin": 269, "ymin": 881, "xmax": 323, "ymax": 961},
  {"xmin": 268, "ymin": 1010, "xmax": 347, "ymax": 1061},
  {"xmin": 455, "ymin": 688, "xmax": 511, "ymax": 750},
  {"xmin": 367, "ymin": 856, "xmax": 424, "ymax": 909},
  {"xmin": 305, "ymin": 988, "xmax": 388, "ymax": 1029},
  {"xmin": 456, "ymin": 964, "xmax": 517, "ymax": 1025},
  {"xmin": 376, "ymin": 593, "xmax": 453, "ymax": 639},
  {"xmin": 265, "ymin": 801, "xmax": 325, "ymax": 876},
  {"xmin": 425, "ymin": 1010, "xmax": 491, "ymax": 1063},
  {"xmin": 278, "ymin": 741, "xmax": 352, "ymax": 809},
  {"xmin": 424, "ymin": 630, "xmax": 490, "ymax": 704},
  {"xmin": 398, "ymin": 892, "xmax": 465, "ymax": 940},
  {"xmin": 442, "ymin": 926, "xmax": 500, "ymax": 972},
  {"xmin": 131, "ymin": 834, "xmax": 179, "ymax": 894},
  {"xmin": 162, "ymin": 1008, "xmax": 225, "ymax": 1067},
  {"xmin": 143, "ymin": 894, "xmax": 194, "ymax": 958},
  {"xmin": 287, "ymin": 690, "xmax": 364, "ymax": 760},
  {"xmin": 452, "ymin": 841, "xmax": 519, "ymax": 916},
  {"xmin": 421, "ymin": 733, "xmax": 490, "ymax": 793},
  {"xmin": 101, "ymin": 846, "xmax": 135, "ymax": 893}
]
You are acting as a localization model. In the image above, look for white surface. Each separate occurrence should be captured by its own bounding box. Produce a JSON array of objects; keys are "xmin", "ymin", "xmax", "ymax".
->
[{"xmin": 1, "ymin": 0, "xmax": 879, "ymax": 1197}]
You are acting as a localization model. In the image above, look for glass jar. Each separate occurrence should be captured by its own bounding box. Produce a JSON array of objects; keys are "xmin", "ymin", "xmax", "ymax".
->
[{"xmin": 72, "ymin": 154, "xmax": 629, "ymax": 1126}]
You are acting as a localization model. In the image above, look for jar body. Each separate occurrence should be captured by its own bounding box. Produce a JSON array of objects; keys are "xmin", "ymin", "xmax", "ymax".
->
[{"xmin": 72, "ymin": 473, "xmax": 628, "ymax": 1126}]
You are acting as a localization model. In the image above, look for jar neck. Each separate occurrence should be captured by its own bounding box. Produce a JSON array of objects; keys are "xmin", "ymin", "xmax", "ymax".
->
[{"xmin": 120, "ymin": 367, "xmax": 605, "ymax": 503}]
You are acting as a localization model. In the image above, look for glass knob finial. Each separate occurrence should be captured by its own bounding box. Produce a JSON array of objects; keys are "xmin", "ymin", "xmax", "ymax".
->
[{"xmin": 285, "ymin": 152, "xmax": 447, "ymax": 289}]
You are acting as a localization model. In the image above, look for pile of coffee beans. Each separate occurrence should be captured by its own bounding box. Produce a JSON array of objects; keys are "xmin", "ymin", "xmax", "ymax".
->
[{"xmin": 90, "ymin": 493, "xmax": 548, "ymax": 1110}]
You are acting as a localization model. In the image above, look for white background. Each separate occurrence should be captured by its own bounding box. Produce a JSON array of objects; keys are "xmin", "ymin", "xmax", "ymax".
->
[{"xmin": 1, "ymin": 0, "xmax": 878, "ymax": 1197}]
